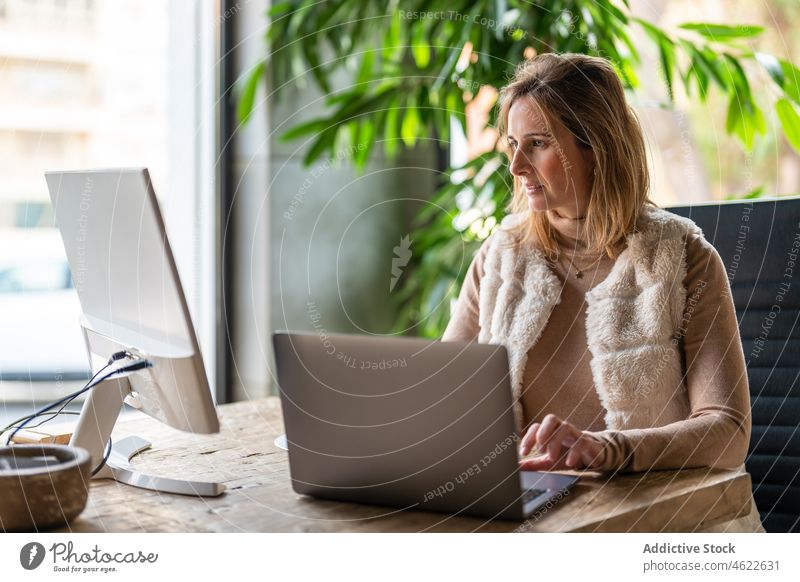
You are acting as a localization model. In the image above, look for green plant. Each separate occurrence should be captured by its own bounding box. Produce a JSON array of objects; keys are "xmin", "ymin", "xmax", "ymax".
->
[{"xmin": 239, "ymin": 0, "xmax": 800, "ymax": 338}]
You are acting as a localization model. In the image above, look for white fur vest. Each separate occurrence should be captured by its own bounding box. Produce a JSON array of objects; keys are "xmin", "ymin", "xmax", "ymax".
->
[{"xmin": 478, "ymin": 204, "xmax": 704, "ymax": 433}]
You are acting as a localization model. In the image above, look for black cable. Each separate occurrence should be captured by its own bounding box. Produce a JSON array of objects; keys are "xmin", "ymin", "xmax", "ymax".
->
[
  {"xmin": 13, "ymin": 410, "xmax": 80, "ymax": 430},
  {"xmin": 26, "ymin": 368, "xmax": 117, "ymax": 431},
  {"xmin": 2, "ymin": 352, "xmax": 149, "ymax": 480},
  {"xmin": 1, "ymin": 351, "xmax": 127, "ymax": 437},
  {"xmin": 91, "ymin": 436, "xmax": 113, "ymax": 477},
  {"xmin": 25, "ymin": 407, "xmax": 81, "ymax": 430},
  {"xmin": 4, "ymin": 368, "xmax": 111, "ymax": 445},
  {"xmin": 3, "ymin": 352, "xmax": 151, "ymax": 446},
  {"xmin": 0, "ymin": 360, "xmax": 114, "ymax": 440},
  {"xmin": 20, "ymin": 381, "xmax": 95, "ymax": 432},
  {"xmin": 16, "ymin": 357, "xmax": 150, "ymax": 444}
]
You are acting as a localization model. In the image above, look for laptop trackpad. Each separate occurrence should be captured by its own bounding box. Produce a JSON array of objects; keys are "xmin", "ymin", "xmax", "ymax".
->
[{"xmin": 520, "ymin": 470, "xmax": 579, "ymax": 493}]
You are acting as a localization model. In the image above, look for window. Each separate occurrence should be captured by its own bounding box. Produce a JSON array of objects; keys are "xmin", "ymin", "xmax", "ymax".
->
[
  {"xmin": 0, "ymin": 261, "xmax": 70, "ymax": 293},
  {"xmin": 0, "ymin": 0, "xmax": 217, "ymax": 414}
]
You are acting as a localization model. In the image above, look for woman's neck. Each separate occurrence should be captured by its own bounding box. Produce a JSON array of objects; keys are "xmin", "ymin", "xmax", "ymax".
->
[
  {"xmin": 547, "ymin": 208, "xmax": 591, "ymax": 252},
  {"xmin": 551, "ymin": 207, "xmax": 586, "ymax": 220}
]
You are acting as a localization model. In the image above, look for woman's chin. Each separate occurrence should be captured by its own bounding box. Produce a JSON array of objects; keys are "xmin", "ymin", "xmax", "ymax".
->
[{"xmin": 526, "ymin": 193, "xmax": 548, "ymax": 212}]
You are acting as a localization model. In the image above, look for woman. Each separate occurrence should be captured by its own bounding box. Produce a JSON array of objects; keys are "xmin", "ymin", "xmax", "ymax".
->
[{"xmin": 442, "ymin": 53, "xmax": 763, "ymax": 532}]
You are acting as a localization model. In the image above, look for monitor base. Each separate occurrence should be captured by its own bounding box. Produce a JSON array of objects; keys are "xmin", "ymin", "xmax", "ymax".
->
[
  {"xmin": 273, "ymin": 433, "xmax": 288, "ymax": 451},
  {"xmin": 93, "ymin": 435, "xmax": 225, "ymax": 497}
]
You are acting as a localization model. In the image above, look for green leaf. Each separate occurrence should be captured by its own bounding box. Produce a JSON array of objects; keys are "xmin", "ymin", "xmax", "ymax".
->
[
  {"xmin": 776, "ymin": 98, "xmax": 800, "ymax": 153},
  {"xmin": 417, "ymin": 84, "xmax": 432, "ymax": 127},
  {"xmin": 236, "ymin": 61, "xmax": 264, "ymax": 125},
  {"xmin": 479, "ymin": 29, "xmax": 492, "ymax": 68},
  {"xmin": 289, "ymin": 43, "xmax": 308, "ymax": 87},
  {"xmin": 721, "ymin": 53, "xmax": 751, "ymax": 100},
  {"xmin": 743, "ymin": 186, "xmax": 765, "ymax": 199},
  {"xmin": 679, "ymin": 22, "xmax": 764, "ymax": 41},
  {"xmin": 267, "ymin": 1, "xmax": 292, "ymax": 19},
  {"xmin": 446, "ymin": 90, "xmax": 460, "ymax": 119},
  {"xmin": 327, "ymin": 84, "xmax": 395, "ymax": 131},
  {"xmin": 494, "ymin": 0, "xmax": 508, "ymax": 40},
  {"xmin": 332, "ymin": 117, "xmax": 353, "ymax": 157},
  {"xmin": 659, "ymin": 39, "xmax": 676, "ymax": 100},
  {"xmin": 780, "ymin": 59, "xmax": 800, "ymax": 104},
  {"xmin": 348, "ymin": 119, "xmax": 360, "ymax": 154},
  {"xmin": 614, "ymin": 57, "xmax": 639, "ymax": 89},
  {"xmin": 401, "ymin": 100, "xmax": 420, "ymax": 148},
  {"xmin": 432, "ymin": 9, "xmax": 476, "ymax": 93},
  {"xmin": 725, "ymin": 94, "xmax": 765, "ymax": 150},
  {"xmin": 435, "ymin": 104, "xmax": 450, "ymax": 145},
  {"xmin": 431, "ymin": 44, "xmax": 462, "ymax": 94},
  {"xmin": 384, "ymin": 98, "xmax": 400, "ymax": 158},
  {"xmin": 280, "ymin": 118, "xmax": 329, "ymax": 142},
  {"xmin": 679, "ymin": 41, "xmax": 712, "ymax": 97},
  {"xmin": 596, "ymin": 0, "xmax": 629, "ymax": 24},
  {"xmin": 303, "ymin": 128, "xmax": 337, "ymax": 166},
  {"xmin": 386, "ymin": 9, "xmax": 403, "ymax": 62},
  {"xmin": 287, "ymin": 0, "xmax": 314, "ymax": 37},
  {"xmin": 325, "ymin": 89, "xmax": 359, "ymax": 108},
  {"xmin": 315, "ymin": 0, "xmax": 348, "ymax": 30},
  {"xmin": 617, "ymin": 29, "xmax": 641, "ymax": 65},
  {"xmin": 724, "ymin": 185, "xmax": 764, "ymax": 201},
  {"xmin": 356, "ymin": 48, "xmax": 375, "ymax": 88},
  {"xmin": 354, "ymin": 119, "xmax": 375, "ymax": 170},
  {"xmin": 411, "ymin": 21, "xmax": 430, "ymax": 69},
  {"xmin": 726, "ymin": 98, "xmax": 740, "ymax": 138},
  {"xmin": 750, "ymin": 53, "xmax": 800, "ymax": 104},
  {"xmin": 301, "ymin": 38, "xmax": 331, "ymax": 94},
  {"xmin": 638, "ymin": 27, "xmax": 676, "ymax": 100},
  {"xmin": 755, "ymin": 52, "xmax": 784, "ymax": 88},
  {"xmin": 686, "ymin": 43, "xmax": 729, "ymax": 91},
  {"xmin": 634, "ymin": 18, "xmax": 669, "ymax": 42}
]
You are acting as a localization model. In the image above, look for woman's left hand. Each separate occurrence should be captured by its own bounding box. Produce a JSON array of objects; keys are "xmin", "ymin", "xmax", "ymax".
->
[{"xmin": 518, "ymin": 414, "xmax": 607, "ymax": 471}]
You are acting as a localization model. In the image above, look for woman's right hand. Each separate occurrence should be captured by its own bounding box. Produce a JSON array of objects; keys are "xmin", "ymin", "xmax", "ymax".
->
[{"xmin": 518, "ymin": 414, "xmax": 607, "ymax": 471}]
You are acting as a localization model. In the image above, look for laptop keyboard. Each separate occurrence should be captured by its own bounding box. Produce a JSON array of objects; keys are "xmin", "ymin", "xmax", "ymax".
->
[{"xmin": 522, "ymin": 487, "xmax": 548, "ymax": 505}]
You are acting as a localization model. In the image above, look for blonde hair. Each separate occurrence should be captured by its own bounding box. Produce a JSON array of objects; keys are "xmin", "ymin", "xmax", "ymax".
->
[{"xmin": 496, "ymin": 53, "xmax": 655, "ymax": 259}]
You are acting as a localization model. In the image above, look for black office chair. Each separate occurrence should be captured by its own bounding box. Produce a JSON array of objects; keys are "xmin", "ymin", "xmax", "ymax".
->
[{"xmin": 670, "ymin": 197, "xmax": 800, "ymax": 533}]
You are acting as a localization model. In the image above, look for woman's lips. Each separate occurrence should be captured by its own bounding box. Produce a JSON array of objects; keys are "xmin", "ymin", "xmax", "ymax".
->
[{"xmin": 525, "ymin": 184, "xmax": 544, "ymax": 194}]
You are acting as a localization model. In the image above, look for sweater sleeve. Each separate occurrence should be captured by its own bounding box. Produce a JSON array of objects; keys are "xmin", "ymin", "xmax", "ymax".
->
[
  {"xmin": 589, "ymin": 233, "xmax": 752, "ymax": 473},
  {"xmin": 441, "ymin": 239, "xmax": 491, "ymax": 342}
]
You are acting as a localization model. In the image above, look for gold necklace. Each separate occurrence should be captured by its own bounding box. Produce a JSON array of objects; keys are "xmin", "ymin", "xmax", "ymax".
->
[{"xmin": 549, "ymin": 251, "xmax": 604, "ymax": 279}]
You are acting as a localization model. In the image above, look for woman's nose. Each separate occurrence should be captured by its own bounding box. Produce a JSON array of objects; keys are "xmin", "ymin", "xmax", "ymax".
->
[{"xmin": 509, "ymin": 149, "xmax": 531, "ymax": 177}]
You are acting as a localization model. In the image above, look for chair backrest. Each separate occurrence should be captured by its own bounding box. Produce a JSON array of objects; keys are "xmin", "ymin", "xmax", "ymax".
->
[{"xmin": 669, "ymin": 197, "xmax": 800, "ymax": 533}]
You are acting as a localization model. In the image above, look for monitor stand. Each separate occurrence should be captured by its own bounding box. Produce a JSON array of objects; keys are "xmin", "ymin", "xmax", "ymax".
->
[{"xmin": 70, "ymin": 370, "xmax": 225, "ymax": 497}]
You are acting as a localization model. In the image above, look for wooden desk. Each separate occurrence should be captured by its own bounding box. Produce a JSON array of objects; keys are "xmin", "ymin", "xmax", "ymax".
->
[{"xmin": 61, "ymin": 398, "xmax": 754, "ymax": 533}]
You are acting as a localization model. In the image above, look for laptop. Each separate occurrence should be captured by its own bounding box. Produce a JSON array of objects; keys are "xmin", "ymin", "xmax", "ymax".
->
[{"xmin": 273, "ymin": 331, "xmax": 578, "ymax": 520}]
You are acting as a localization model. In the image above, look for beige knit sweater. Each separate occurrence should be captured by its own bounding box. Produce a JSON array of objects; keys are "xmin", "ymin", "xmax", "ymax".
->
[{"xmin": 442, "ymin": 209, "xmax": 752, "ymax": 474}]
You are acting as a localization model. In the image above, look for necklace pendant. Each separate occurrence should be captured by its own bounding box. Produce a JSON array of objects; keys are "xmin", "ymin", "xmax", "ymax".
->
[{"xmin": 575, "ymin": 270, "xmax": 584, "ymax": 279}]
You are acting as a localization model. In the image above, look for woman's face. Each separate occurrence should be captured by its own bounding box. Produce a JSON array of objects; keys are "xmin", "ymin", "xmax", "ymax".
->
[{"xmin": 506, "ymin": 96, "xmax": 595, "ymax": 219}]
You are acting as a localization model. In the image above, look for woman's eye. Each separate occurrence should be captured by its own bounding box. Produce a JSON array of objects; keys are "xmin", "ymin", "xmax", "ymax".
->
[{"xmin": 508, "ymin": 139, "xmax": 545, "ymax": 150}]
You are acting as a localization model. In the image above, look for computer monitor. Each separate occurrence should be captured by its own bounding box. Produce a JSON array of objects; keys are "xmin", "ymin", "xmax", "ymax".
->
[{"xmin": 44, "ymin": 168, "xmax": 224, "ymax": 496}]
